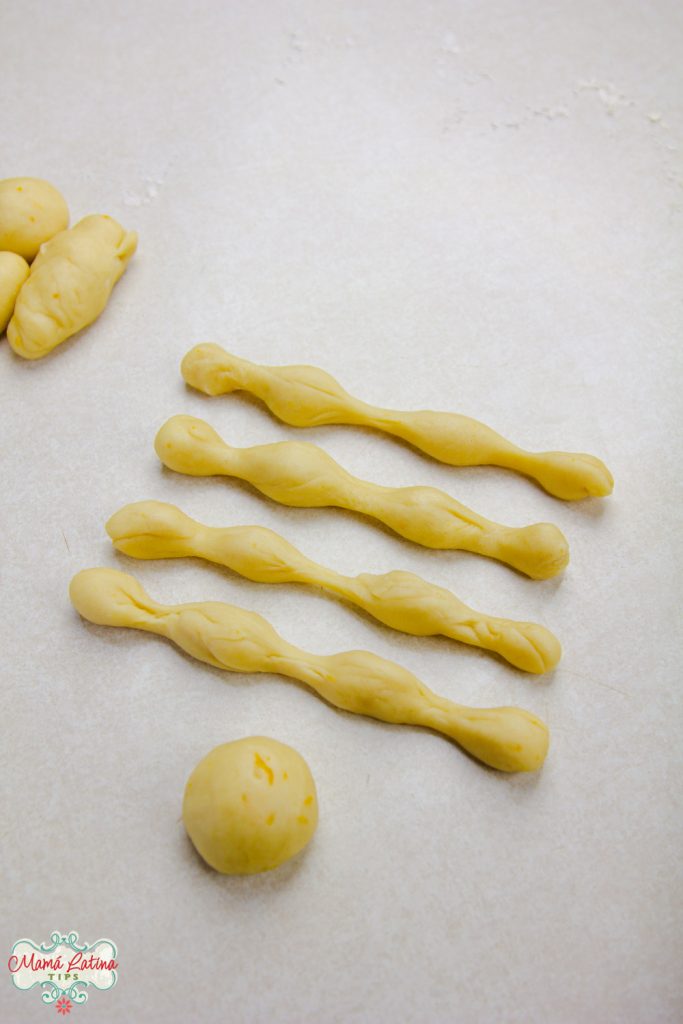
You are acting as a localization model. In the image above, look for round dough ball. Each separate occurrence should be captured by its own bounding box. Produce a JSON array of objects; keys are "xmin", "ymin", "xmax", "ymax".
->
[
  {"xmin": 0, "ymin": 178, "xmax": 69, "ymax": 261},
  {"xmin": 183, "ymin": 737, "xmax": 318, "ymax": 875},
  {"xmin": 0, "ymin": 251, "xmax": 29, "ymax": 334}
]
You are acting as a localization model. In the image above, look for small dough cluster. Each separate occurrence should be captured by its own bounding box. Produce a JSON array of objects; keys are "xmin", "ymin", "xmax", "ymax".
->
[
  {"xmin": 183, "ymin": 737, "xmax": 318, "ymax": 874},
  {"xmin": 0, "ymin": 176, "xmax": 136, "ymax": 357}
]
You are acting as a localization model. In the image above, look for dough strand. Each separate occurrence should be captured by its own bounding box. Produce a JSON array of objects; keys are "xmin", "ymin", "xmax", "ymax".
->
[
  {"xmin": 154, "ymin": 415, "xmax": 570, "ymax": 579},
  {"xmin": 182, "ymin": 344, "xmax": 613, "ymax": 501},
  {"xmin": 70, "ymin": 568, "xmax": 550, "ymax": 772},
  {"xmin": 107, "ymin": 500, "xmax": 561, "ymax": 673}
]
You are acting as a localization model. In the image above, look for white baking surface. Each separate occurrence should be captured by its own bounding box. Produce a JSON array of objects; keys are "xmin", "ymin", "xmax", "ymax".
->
[{"xmin": 2, "ymin": 1, "xmax": 682, "ymax": 1021}]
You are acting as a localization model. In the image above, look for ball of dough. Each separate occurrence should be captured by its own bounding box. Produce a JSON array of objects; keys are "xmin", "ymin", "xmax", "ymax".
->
[
  {"xmin": 0, "ymin": 178, "xmax": 69, "ymax": 262},
  {"xmin": 0, "ymin": 251, "xmax": 29, "ymax": 334},
  {"xmin": 183, "ymin": 737, "xmax": 318, "ymax": 875}
]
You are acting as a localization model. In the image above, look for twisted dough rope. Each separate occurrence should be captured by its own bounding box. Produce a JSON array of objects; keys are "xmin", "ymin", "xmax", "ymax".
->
[
  {"xmin": 182, "ymin": 344, "xmax": 613, "ymax": 501},
  {"xmin": 69, "ymin": 568, "xmax": 550, "ymax": 772},
  {"xmin": 154, "ymin": 415, "xmax": 569, "ymax": 580},
  {"xmin": 107, "ymin": 500, "xmax": 561, "ymax": 673}
]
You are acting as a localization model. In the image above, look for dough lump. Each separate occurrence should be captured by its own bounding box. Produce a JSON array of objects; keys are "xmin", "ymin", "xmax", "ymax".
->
[
  {"xmin": 8, "ymin": 214, "xmax": 136, "ymax": 359},
  {"xmin": 0, "ymin": 177, "xmax": 69, "ymax": 262},
  {"xmin": 183, "ymin": 737, "xmax": 318, "ymax": 874},
  {"xmin": 0, "ymin": 252, "xmax": 29, "ymax": 334}
]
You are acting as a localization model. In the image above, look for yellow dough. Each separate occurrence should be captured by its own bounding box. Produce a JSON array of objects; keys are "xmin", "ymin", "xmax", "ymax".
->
[
  {"xmin": 154, "ymin": 415, "xmax": 569, "ymax": 579},
  {"xmin": 183, "ymin": 737, "xmax": 318, "ymax": 875},
  {"xmin": 7, "ymin": 215, "xmax": 137, "ymax": 360},
  {"xmin": 0, "ymin": 177, "xmax": 69, "ymax": 262},
  {"xmin": 182, "ymin": 344, "xmax": 613, "ymax": 501},
  {"xmin": 69, "ymin": 568, "xmax": 550, "ymax": 772},
  {"xmin": 0, "ymin": 252, "xmax": 29, "ymax": 334},
  {"xmin": 107, "ymin": 500, "xmax": 561, "ymax": 673}
]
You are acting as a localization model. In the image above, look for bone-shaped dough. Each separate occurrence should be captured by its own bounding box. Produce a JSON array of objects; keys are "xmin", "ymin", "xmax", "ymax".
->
[
  {"xmin": 154, "ymin": 415, "xmax": 569, "ymax": 579},
  {"xmin": 182, "ymin": 344, "xmax": 613, "ymax": 501},
  {"xmin": 107, "ymin": 500, "xmax": 561, "ymax": 673},
  {"xmin": 8, "ymin": 214, "xmax": 137, "ymax": 359},
  {"xmin": 69, "ymin": 568, "xmax": 549, "ymax": 772}
]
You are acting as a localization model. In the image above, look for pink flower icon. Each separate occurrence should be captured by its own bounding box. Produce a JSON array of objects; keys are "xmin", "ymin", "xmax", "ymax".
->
[{"xmin": 56, "ymin": 997, "xmax": 72, "ymax": 1015}]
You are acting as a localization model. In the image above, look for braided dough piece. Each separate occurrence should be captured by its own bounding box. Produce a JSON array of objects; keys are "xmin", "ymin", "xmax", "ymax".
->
[
  {"xmin": 154, "ymin": 415, "xmax": 569, "ymax": 579},
  {"xmin": 107, "ymin": 500, "xmax": 561, "ymax": 673},
  {"xmin": 182, "ymin": 344, "xmax": 613, "ymax": 501},
  {"xmin": 8, "ymin": 215, "xmax": 137, "ymax": 359},
  {"xmin": 70, "ymin": 568, "xmax": 550, "ymax": 772}
]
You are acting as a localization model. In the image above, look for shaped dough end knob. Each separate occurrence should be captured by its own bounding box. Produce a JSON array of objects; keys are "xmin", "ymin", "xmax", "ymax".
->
[
  {"xmin": 70, "ymin": 567, "xmax": 159, "ymax": 628},
  {"xmin": 535, "ymin": 451, "xmax": 614, "ymax": 500},
  {"xmin": 106, "ymin": 500, "xmax": 197, "ymax": 558},
  {"xmin": 154, "ymin": 415, "xmax": 226, "ymax": 475},
  {"xmin": 500, "ymin": 523, "xmax": 570, "ymax": 580},
  {"xmin": 501, "ymin": 622, "xmax": 562, "ymax": 674},
  {"xmin": 454, "ymin": 706, "xmax": 550, "ymax": 773},
  {"xmin": 181, "ymin": 343, "xmax": 239, "ymax": 395}
]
